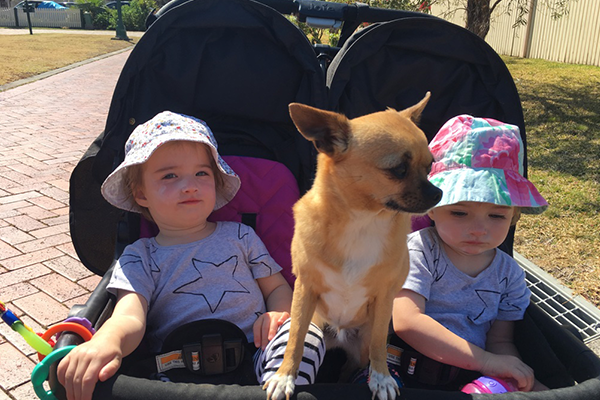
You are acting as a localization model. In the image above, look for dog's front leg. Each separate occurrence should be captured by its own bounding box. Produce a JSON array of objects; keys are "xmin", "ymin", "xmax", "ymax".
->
[
  {"xmin": 263, "ymin": 278, "xmax": 318, "ymax": 400},
  {"xmin": 367, "ymin": 291, "xmax": 399, "ymax": 400}
]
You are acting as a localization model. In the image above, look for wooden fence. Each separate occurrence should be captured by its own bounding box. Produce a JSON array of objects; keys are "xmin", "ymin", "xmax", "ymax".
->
[
  {"xmin": 432, "ymin": 0, "xmax": 600, "ymax": 67},
  {"xmin": 0, "ymin": 7, "xmax": 83, "ymax": 29}
]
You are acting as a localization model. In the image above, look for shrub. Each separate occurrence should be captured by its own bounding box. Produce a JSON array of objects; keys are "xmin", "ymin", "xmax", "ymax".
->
[
  {"xmin": 75, "ymin": 0, "xmax": 110, "ymax": 29},
  {"xmin": 77, "ymin": 0, "xmax": 157, "ymax": 31},
  {"xmin": 118, "ymin": 0, "xmax": 157, "ymax": 31}
]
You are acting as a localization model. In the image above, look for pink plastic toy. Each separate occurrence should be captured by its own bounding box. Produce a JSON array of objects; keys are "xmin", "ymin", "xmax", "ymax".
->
[{"xmin": 461, "ymin": 376, "xmax": 518, "ymax": 394}]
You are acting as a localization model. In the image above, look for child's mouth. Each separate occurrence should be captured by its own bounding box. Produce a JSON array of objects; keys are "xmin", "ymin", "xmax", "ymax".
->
[{"xmin": 180, "ymin": 199, "xmax": 200, "ymax": 205}]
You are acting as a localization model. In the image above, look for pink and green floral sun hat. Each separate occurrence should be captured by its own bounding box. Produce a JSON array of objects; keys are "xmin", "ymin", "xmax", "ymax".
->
[
  {"xmin": 101, "ymin": 111, "xmax": 240, "ymax": 213},
  {"xmin": 428, "ymin": 115, "xmax": 547, "ymax": 214}
]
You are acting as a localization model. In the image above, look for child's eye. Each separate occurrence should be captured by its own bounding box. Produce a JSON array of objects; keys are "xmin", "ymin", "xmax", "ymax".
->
[
  {"xmin": 162, "ymin": 173, "xmax": 177, "ymax": 180},
  {"xmin": 450, "ymin": 211, "xmax": 467, "ymax": 217},
  {"xmin": 196, "ymin": 171, "xmax": 209, "ymax": 177},
  {"xmin": 490, "ymin": 214, "xmax": 507, "ymax": 219}
]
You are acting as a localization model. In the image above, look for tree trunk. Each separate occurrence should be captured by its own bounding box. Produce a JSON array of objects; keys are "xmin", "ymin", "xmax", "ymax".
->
[{"xmin": 466, "ymin": 0, "xmax": 492, "ymax": 39}]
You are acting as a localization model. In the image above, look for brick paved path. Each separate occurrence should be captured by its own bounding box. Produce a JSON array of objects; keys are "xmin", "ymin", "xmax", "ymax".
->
[{"xmin": 0, "ymin": 49, "xmax": 131, "ymax": 400}]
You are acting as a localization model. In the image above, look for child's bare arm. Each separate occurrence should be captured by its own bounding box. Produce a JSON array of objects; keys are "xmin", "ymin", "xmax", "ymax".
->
[
  {"xmin": 57, "ymin": 291, "xmax": 148, "ymax": 400},
  {"xmin": 393, "ymin": 289, "xmax": 488, "ymax": 369},
  {"xmin": 254, "ymin": 272, "xmax": 292, "ymax": 349},
  {"xmin": 486, "ymin": 319, "xmax": 547, "ymax": 391},
  {"xmin": 486, "ymin": 319, "xmax": 520, "ymax": 357},
  {"xmin": 393, "ymin": 289, "xmax": 534, "ymax": 390}
]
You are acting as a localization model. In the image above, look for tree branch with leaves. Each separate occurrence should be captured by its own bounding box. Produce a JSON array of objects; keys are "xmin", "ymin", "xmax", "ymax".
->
[{"xmin": 431, "ymin": 0, "xmax": 576, "ymax": 39}]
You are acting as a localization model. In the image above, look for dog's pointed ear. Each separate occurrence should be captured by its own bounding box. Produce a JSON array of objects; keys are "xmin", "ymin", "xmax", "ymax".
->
[
  {"xmin": 289, "ymin": 103, "xmax": 351, "ymax": 158},
  {"xmin": 400, "ymin": 91, "xmax": 431, "ymax": 124}
]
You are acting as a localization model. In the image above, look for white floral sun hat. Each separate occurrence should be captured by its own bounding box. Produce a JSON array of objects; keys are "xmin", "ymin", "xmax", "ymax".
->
[{"xmin": 101, "ymin": 111, "xmax": 241, "ymax": 212}]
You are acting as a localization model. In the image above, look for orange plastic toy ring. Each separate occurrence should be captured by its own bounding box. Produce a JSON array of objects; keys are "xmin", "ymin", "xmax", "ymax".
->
[{"xmin": 38, "ymin": 322, "xmax": 93, "ymax": 361}]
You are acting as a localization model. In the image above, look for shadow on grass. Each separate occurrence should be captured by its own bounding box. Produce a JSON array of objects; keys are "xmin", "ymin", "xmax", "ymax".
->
[{"xmin": 518, "ymin": 82, "xmax": 600, "ymax": 184}]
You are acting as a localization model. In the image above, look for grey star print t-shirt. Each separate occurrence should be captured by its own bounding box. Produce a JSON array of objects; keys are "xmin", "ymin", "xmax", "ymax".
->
[
  {"xmin": 402, "ymin": 227, "xmax": 530, "ymax": 349},
  {"xmin": 107, "ymin": 221, "xmax": 282, "ymax": 352}
]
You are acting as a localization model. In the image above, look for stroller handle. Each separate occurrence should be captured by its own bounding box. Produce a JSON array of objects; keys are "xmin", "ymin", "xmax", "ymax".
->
[{"xmin": 148, "ymin": 0, "xmax": 432, "ymax": 31}]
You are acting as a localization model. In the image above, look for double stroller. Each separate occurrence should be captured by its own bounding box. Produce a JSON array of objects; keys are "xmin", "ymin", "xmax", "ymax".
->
[{"xmin": 47, "ymin": 0, "xmax": 600, "ymax": 399}]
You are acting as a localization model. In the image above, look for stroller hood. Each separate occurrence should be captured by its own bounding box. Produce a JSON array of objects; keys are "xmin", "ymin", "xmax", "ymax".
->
[
  {"xmin": 70, "ymin": 0, "xmax": 325, "ymax": 275},
  {"xmin": 70, "ymin": 0, "xmax": 525, "ymax": 277}
]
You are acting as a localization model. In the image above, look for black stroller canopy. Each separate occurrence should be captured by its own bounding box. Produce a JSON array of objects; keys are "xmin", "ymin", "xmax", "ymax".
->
[
  {"xmin": 328, "ymin": 16, "xmax": 526, "ymax": 146},
  {"xmin": 98, "ymin": 0, "xmax": 326, "ymax": 181},
  {"xmin": 71, "ymin": 0, "xmax": 325, "ymax": 275},
  {"xmin": 71, "ymin": 0, "xmax": 527, "ymax": 277},
  {"xmin": 72, "ymin": 0, "xmax": 528, "ymax": 276}
]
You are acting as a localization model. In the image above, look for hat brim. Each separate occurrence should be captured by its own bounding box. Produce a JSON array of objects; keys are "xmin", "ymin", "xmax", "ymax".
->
[
  {"xmin": 430, "ymin": 168, "xmax": 548, "ymax": 214},
  {"xmin": 101, "ymin": 136, "xmax": 240, "ymax": 213}
]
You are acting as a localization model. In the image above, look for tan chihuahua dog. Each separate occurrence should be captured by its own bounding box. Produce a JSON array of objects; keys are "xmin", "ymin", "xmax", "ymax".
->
[{"xmin": 263, "ymin": 93, "xmax": 442, "ymax": 400}]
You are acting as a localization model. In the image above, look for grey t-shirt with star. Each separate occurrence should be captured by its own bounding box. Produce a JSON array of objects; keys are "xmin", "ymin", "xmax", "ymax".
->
[
  {"xmin": 107, "ymin": 221, "xmax": 282, "ymax": 352},
  {"xmin": 402, "ymin": 227, "xmax": 530, "ymax": 349}
]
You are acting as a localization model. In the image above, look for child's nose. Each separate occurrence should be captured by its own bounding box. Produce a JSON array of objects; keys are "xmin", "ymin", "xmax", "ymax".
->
[
  {"xmin": 180, "ymin": 176, "xmax": 199, "ymax": 192},
  {"xmin": 469, "ymin": 220, "xmax": 487, "ymax": 236}
]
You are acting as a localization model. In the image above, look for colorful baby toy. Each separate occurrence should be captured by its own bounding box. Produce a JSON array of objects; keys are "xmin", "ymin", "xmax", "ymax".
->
[
  {"xmin": 1, "ymin": 300, "xmax": 94, "ymax": 400},
  {"xmin": 461, "ymin": 376, "xmax": 518, "ymax": 394}
]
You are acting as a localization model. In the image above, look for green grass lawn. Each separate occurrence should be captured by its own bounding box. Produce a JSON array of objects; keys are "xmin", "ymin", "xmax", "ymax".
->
[
  {"xmin": 0, "ymin": 32, "xmax": 135, "ymax": 86},
  {"xmin": 504, "ymin": 56, "xmax": 600, "ymax": 307}
]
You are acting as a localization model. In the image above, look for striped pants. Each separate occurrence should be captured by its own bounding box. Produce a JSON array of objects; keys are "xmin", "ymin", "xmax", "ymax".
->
[{"xmin": 254, "ymin": 318, "xmax": 325, "ymax": 385}]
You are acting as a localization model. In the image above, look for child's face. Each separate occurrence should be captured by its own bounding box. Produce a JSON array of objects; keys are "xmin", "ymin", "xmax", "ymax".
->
[
  {"xmin": 133, "ymin": 141, "xmax": 217, "ymax": 231},
  {"xmin": 428, "ymin": 202, "xmax": 514, "ymax": 258}
]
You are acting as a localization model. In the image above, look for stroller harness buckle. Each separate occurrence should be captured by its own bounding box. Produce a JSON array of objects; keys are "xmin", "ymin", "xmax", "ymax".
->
[
  {"xmin": 156, "ymin": 333, "xmax": 244, "ymax": 375},
  {"xmin": 387, "ymin": 342, "xmax": 461, "ymax": 386}
]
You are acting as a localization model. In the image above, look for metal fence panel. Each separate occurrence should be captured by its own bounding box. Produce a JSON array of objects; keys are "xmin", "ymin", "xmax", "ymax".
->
[
  {"xmin": 484, "ymin": 1, "xmax": 529, "ymax": 58},
  {"xmin": 10, "ymin": 8, "xmax": 83, "ymax": 29},
  {"xmin": 432, "ymin": 0, "xmax": 600, "ymax": 67},
  {"xmin": 527, "ymin": 0, "xmax": 600, "ymax": 66},
  {"xmin": 0, "ymin": 8, "xmax": 17, "ymax": 27}
]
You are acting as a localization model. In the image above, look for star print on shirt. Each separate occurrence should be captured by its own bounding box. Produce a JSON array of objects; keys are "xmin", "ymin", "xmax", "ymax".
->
[
  {"xmin": 119, "ymin": 244, "xmax": 161, "ymax": 273},
  {"xmin": 249, "ymin": 253, "xmax": 274, "ymax": 276},
  {"xmin": 430, "ymin": 249, "xmax": 445, "ymax": 282},
  {"xmin": 146, "ymin": 242, "xmax": 161, "ymax": 273},
  {"xmin": 119, "ymin": 253, "xmax": 143, "ymax": 269},
  {"xmin": 238, "ymin": 224, "xmax": 248, "ymax": 240},
  {"xmin": 173, "ymin": 255, "xmax": 250, "ymax": 313},
  {"xmin": 498, "ymin": 277, "xmax": 523, "ymax": 313},
  {"xmin": 469, "ymin": 289, "xmax": 501, "ymax": 322},
  {"xmin": 119, "ymin": 247, "xmax": 161, "ymax": 273},
  {"xmin": 414, "ymin": 238, "xmax": 445, "ymax": 282}
]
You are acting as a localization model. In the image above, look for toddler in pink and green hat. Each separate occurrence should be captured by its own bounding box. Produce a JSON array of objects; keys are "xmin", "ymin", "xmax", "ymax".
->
[{"xmin": 391, "ymin": 115, "xmax": 548, "ymax": 393}]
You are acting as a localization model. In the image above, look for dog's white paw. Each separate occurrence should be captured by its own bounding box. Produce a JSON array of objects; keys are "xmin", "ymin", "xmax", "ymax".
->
[
  {"xmin": 262, "ymin": 374, "xmax": 296, "ymax": 400},
  {"xmin": 368, "ymin": 369, "xmax": 400, "ymax": 400}
]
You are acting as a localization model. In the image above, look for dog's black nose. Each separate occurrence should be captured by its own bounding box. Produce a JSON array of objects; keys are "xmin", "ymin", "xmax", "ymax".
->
[{"xmin": 427, "ymin": 185, "xmax": 443, "ymax": 206}]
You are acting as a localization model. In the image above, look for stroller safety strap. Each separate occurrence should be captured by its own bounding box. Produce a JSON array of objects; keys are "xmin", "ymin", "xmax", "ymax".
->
[
  {"xmin": 156, "ymin": 333, "xmax": 245, "ymax": 375},
  {"xmin": 387, "ymin": 340, "xmax": 461, "ymax": 386}
]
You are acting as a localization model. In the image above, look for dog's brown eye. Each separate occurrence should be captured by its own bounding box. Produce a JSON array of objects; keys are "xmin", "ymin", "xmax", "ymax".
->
[{"xmin": 388, "ymin": 164, "xmax": 407, "ymax": 180}]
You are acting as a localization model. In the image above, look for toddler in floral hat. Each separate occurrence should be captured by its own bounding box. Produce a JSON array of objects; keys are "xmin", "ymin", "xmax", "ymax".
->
[
  {"xmin": 391, "ymin": 115, "xmax": 548, "ymax": 392},
  {"xmin": 57, "ymin": 111, "xmax": 324, "ymax": 400}
]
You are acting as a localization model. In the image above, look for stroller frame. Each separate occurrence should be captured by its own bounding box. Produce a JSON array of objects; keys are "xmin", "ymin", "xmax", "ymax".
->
[{"xmin": 51, "ymin": 0, "xmax": 600, "ymax": 399}]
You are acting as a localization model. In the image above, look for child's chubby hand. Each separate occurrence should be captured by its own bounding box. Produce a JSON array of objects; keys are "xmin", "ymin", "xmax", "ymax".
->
[
  {"xmin": 480, "ymin": 352, "xmax": 535, "ymax": 392},
  {"xmin": 253, "ymin": 311, "xmax": 290, "ymax": 350},
  {"xmin": 57, "ymin": 339, "xmax": 123, "ymax": 400}
]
